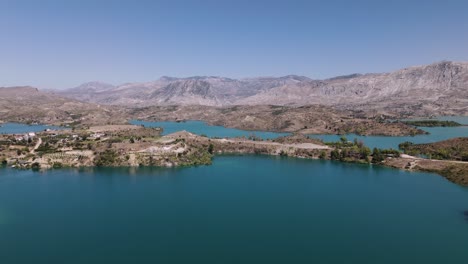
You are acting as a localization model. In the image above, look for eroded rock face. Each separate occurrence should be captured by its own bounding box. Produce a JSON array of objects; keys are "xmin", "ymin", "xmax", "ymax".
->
[{"xmin": 58, "ymin": 61, "xmax": 468, "ymax": 115}]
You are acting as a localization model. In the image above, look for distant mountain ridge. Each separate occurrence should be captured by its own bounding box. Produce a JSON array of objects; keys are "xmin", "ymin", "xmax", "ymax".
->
[{"xmin": 57, "ymin": 61, "xmax": 468, "ymax": 114}]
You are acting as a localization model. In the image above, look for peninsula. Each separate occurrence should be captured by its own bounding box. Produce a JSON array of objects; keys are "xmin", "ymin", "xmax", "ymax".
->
[{"xmin": 1, "ymin": 124, "xmax": 466, "ymax": 186}]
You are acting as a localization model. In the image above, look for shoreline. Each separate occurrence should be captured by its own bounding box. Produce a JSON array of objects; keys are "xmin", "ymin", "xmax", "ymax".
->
[
  {"xmin": 3, "ymin": 151, "xmax": 466, "ymax": 186},
  {"xmin": 1, "ymin": 126, "xmax": 466, "ymax": 186}
]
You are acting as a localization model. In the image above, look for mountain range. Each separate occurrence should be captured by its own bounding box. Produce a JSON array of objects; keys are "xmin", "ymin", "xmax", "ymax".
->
[{"xmin": 56, "ymin": 61, "xmax": 468, "ymax": 115}]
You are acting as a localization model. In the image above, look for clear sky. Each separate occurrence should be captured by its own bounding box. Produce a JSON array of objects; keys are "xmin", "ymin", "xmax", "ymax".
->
[{"xmin": 1, "ymin": 0, "xmax": 467, "ymax": 89}]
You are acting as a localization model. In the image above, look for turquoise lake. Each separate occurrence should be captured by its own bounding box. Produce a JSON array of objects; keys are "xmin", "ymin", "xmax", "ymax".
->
[
  {"xmin": 310, "ymin": 125, "xmax": 468, "ymax": 150},
  {"xmin": 1, "ymin": 155, "xmax": 467, "ymax": 263},
  {"xmin": 1, "ymin": 119, "xmax": 467, "ymax": 263},
  {"xmin": 131, "ymin": 120, "xmax": 467, "ymax": 150},
  {"xmin": 0, "ymin": 123, "xmax": 64, "ymax": 134},
  {"xmin": 130, "ymin": 120, "xmax": 291, "ymax": 139}
]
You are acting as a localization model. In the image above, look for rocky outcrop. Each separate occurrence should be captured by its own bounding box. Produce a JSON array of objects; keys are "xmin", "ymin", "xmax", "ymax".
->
[{"xmin": 57, "ymin": 61, "xmax": 468, "ymax": 115}]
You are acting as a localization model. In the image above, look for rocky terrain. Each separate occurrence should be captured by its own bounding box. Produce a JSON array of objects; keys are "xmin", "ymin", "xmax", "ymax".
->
[
  {"xmin": 1, "ymin": 61, "xmax": 466, "ymax": 137},
  {"xmin": 58, "ymin": 61, "xmax": 468, "ymax": 116},
  {"xmin": 0, "ymin": 86, "xmax": 425, "ymax": 136},
  {"xmin": 0, "ymin": 86, "xmax": 127, "ymax": 126},
  {"xmin": 2, "ymin": 125, "xmax": 466, "ymax": 186},
  {"xmin": 130, "ymin": 105, "xmax": 426, "ymax": 136},
  {"xmin": 0, "ymin": 125, "xmax": 330, "ymax": 170}
]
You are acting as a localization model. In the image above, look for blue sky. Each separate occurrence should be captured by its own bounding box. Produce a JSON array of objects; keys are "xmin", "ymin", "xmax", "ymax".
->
[{"xmin": 1, "ymin": 0, "xmax": 467, "ymax": 89}]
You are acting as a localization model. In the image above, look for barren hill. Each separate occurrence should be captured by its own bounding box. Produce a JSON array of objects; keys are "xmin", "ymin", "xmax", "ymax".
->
[
  {"xmin": 58, "ymin": 61, "xmax": 468, "ymax": 115},
  {"xmin": 0, "ymin": 86, "xmax": 126, "ymax": 125}
]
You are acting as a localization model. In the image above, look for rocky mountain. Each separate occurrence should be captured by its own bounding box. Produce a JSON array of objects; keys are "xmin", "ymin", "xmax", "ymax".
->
[
  {"xmin": 57, "ymin": 61, "xmax": 468, "ymax": 115},
  {"xmin": 58, "ymin": 75, "xmax": 311, "ymax": 106},
  {"xmin": 239, "ymin": 61, "xmax": 468, "ymax": 107}
]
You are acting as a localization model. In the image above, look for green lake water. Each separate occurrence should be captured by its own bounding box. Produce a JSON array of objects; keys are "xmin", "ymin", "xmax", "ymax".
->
[{"xmin": 1, "ymin": 155, "xmax": 468, "ymax": 263}]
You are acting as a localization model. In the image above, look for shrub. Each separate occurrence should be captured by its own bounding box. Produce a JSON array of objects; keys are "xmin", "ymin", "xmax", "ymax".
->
[
  {"xmin": 52, "ymin": 162, "xmax": 63, "ymax": 169},
  {"xmin": 208, "ymin": 144, "xmax": 214, "ymax": 154},
  {"xmin": 94, "ymin": 150, "xmax": 118, "ymax": 167},
  {"xmin": 31, "ymin": 162, "xmax": 41, "ymax": 170},
  {"xmin": 330, "ymin": 149, "xmax": 340, "ymax": 160},
  {"xmin": 319, "ymin": 151, "xmax": 327, "ymax": 159}
]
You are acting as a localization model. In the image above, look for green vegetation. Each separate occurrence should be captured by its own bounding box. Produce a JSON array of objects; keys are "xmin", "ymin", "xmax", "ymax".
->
[
  {"xmin": 402, "ymin": 120, "xmax": 461, "ymax": 127},
  {"xmin": 181, "ymin": 148, "xmax": 212, "ymax": 166},
  {"xmin": 36, "ymin": 142, "xmax": 57, "ymax": 154},
  {"xmin": 328, "ymin": 136, "xmax": 372, "ymax": 163},
  {"xmin": 399, "ymin": 138, "xmax": 468, "ymax": 161},
  {"xmin": 371, "ymin": 148, "xmax": 400, "ymax": 164},
  {"xmin": 208, "ymin": 143, "xmax": 214, "ymax": 154},
  {"xmin": 52, "ymin": 162, "xmax": 64, "ymax": 169},
  {"xmin": 326, "ymin": 136, "xmax": 399, "ymax": 164},
  {"xmin": 94, "ymin": 150, "xmax": 119, "ymax": 167},
  {"xmin": 319, "ymin": 150, "xmax": 327, "ymax": 159},
  {"xmin": 31, "ymin": 162, "xmax": 41, "ymax": 170}
]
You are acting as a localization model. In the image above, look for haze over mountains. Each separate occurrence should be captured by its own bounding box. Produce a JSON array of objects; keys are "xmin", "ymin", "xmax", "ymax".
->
[{"xmin": 57, "ymin": 61, "xmax": 468, "ymax": 114}]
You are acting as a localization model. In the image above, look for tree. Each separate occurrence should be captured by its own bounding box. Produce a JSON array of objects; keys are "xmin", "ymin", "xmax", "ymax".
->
[
  {"xmin": 372, "ymin": 148, "xmax": 384, "ymax": 164},
  {"xmin": 359, "ymin": 146, "xmax": 371, "ymax": 160},
  {"xmin": 340, "ymin": 149, "xmax": 348, "ymax": 161},
  {"xmin": 31, "ymin": 162, "xmax": 41, "ymax": 170},
  {"xmin": 462, "ymin": 152, "xmax": 468, "ymax": 161},
  {"xmin": 319, "ymin": 151, "xmax": 327, "ymax": 159},
  {"xmin": 340, "ymin": 136, "xmax": 348, "ymax": 144},
  {"xmin": 330, "ymin": 149, "xmax": 340, "ymax": 160},
  {"xmin": 208, "ymin": 144, "xmax": 214, "ymax": 154}
]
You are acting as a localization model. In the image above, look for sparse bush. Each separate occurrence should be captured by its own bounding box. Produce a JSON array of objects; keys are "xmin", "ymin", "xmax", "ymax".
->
[
  {"xmin": 319, "ymin": 151, "xmax": 326, "ymax": 159},
  {"xmin": 31, "ymin": 162, "xmax": 41, "ymax": 170},
  {"xmin": 52, "ymin": 162, "xmax": 63, "ymax": 169},
  {"xmin": 208, "ymin": 144, "xmax": 214, "ymax": 154}
]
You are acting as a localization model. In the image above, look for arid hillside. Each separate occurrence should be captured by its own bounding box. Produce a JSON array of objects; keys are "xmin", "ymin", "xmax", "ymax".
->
[
  {"xmin": 0, "ymin": 86, "xmax": 126, "ymax": 126},
  {"xmin": 58, "ymin": 61, "xmax": 468, "ymax": 116}
]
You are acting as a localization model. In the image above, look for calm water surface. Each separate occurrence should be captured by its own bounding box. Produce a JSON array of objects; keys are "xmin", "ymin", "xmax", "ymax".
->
[
  {"xmin": 131, "ymin": 119, "xmax": 467, "ymax": 149},
  {"xmin": 1, "ymin": 155, "xmax": 468, "ymax": 263},
  {"xmin": 130, "ymin": 120, "xmax": 290, "ymax": 139},
  {"xmin": 310, "ymin": 125, "xmax": 468, "ymax": 150},
  {"xmin": 0, "ymin": 123, "xmax": 64, "ymax": 134}
]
